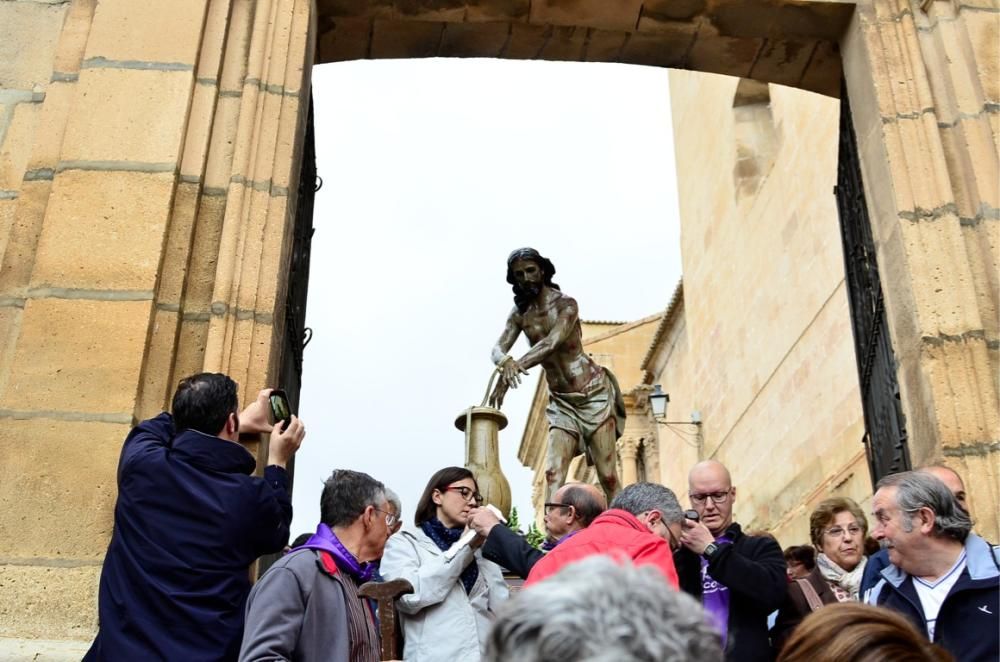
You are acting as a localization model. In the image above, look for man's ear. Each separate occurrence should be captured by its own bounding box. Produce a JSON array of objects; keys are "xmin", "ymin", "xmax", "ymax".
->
[
  {"xmin": 226, "ymin": 412, "xmax": 239, "ymax": 436},
  {"xmin": 916, "ymin": 506, "xmax": 936, "ymax": 534}
]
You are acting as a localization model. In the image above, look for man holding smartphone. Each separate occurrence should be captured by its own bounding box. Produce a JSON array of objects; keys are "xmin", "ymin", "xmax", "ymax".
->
[{"xmin": 84, "ymin": 373, "xmax": 307, "ymax": 662}]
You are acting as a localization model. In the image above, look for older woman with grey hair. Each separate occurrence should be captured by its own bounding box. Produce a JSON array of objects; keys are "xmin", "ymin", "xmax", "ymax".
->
[{"xmin": 487, "ymin": 556, "xmax": 722, "ymax": 661}]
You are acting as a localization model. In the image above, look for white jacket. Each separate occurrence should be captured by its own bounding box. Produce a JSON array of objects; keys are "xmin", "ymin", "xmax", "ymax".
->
[{"xmin": 380, "ymin": 527, "xmax": 509, "ymax": 662}]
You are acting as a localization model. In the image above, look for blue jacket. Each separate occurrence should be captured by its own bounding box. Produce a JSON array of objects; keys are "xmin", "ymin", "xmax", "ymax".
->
[
  {"xmin": 866, "ymin": 533, "xmax": 999, "ymax": 662},
  {"xmin": 84, "ymin": 413, "xmax": 292, "ymax": 662}
]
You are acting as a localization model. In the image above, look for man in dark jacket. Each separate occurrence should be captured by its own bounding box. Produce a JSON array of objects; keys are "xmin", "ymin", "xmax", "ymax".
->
[
  {"xmin": 469, "ymin": 482, "xmax": 606, "ymax": 578},
  {"xmin": 84, "ymin": 373, "xmax": 306, "ymax": 662},
  {"xmin": 675, "ymin": 460, "xmax": 786, "ymax": 662},
  {"xmin": 867, "ymin": 470, "xmax": 998, "ymax": 661}
]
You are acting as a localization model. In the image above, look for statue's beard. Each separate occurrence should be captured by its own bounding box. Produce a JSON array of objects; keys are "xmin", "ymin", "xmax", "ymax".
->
[
  {"xmin": 513, "ymin": 283, "xmax": 542, "ymax": 314},
  {"xmin": 521, "ymin": 283, "xmax": 541, "ymax": 299}
]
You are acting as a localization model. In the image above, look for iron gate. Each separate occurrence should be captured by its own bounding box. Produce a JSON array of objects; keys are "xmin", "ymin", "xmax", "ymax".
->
[{"xmin": 835, "ymin": 82, "xmax": 911, "ymax": 486}]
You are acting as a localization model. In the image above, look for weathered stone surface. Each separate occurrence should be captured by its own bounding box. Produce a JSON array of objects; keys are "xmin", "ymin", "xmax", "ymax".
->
[
  {"xmin": 84, "ymin": 0, "xmax": 209, "ymax": 65},
  {"xmin": 620, "ymin": 26, "xmax": 697, "ymax": 68},
  {"xmin": 0, "ymin": 298, "xmax": 151, "ymax": 415},
  {"xmin": 581, "ymin": 29, "xmax": 628, "ymax": 62},
  {"xmin": 0, "ymin": 565, "xmax": 100, "ymax": 640},
  {"xmin": 439, "ymin": 21, "xmax": 510, "ymax": 57},
  {"xmin": 60, "ymin": 68, "xmax": 193, "ymax": 165},
  {"xmin": 529, "ymin": 0, "xmax": 644, "ymax": 32},
  {"xmin": 0, "ymin": 419, "xmax": 125, "ymax": 559},
  {"xmin": 136, "ymin": 308, "xmax": 180, "ymax": 420},
  {"xmin": 371, "ymin": 18, "xmax": 444, "ymax": 58},
  {"xmin": 31, "ymin": 171, "xmax": 175, "ymax": 292},
  {"xmin": 0, "ymin": 3, "xmax": 65, "ymax": 90},
  {"xmin": 642, "ymin": 0, "xmax": 707, "ymax": 23},
  {"xmin": 319, "ymin": 18, "xmax": 373, "ymax": 61},
  {"xmin": 0, "ymin": 102, "xmax": 41, "ymax": 190}
]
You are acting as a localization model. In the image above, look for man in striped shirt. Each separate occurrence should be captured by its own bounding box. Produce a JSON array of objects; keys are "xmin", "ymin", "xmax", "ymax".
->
[{"xmin": 867, "ymin": 471, "xmax": 998, "ymax": 661}]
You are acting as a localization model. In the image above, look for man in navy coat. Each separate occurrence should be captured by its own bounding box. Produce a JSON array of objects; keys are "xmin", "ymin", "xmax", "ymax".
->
[{"xmin": 84, "ymin": 373, "xmax": 307, "ymax": 661}]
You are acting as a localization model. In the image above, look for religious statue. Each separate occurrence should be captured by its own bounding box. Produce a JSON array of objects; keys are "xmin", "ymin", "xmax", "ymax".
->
[{"xmin": 489, "ymin": 248, "xmax": 625, "ymax": 501}]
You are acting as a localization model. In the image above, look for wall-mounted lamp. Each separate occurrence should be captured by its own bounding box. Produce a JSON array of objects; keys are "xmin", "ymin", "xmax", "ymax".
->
[{"xmin": 649, "ymin": 384, "xmax": 702, "ymax": 429}]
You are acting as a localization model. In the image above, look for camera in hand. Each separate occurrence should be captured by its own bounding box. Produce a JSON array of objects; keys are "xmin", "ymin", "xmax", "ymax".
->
[{"xmin": 269, "ymin": 390, "xmax": 292, "ymax": 431}]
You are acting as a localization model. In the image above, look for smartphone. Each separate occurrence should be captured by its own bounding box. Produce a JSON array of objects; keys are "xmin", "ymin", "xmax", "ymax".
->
[
  {"xmin": 684, "ymin": 509, "xmax": 700, "ymax": 522},
  {"xmin": 269, "ymin": 389, "xmax": 292, "ymax": 431}
]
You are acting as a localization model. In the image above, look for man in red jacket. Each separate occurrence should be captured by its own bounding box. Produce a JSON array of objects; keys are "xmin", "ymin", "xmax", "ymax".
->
[{"xmin": 524, "ymin": 482, "xmax": 682, "ymax": 587}]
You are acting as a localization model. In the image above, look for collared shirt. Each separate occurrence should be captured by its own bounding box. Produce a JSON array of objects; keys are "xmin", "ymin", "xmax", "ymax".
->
[{"xmin": 913, "ymin": 550, "xmax": 967, "ymax": 639}]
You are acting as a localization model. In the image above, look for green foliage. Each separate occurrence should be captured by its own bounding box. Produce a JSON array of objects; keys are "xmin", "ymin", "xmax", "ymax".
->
[
  {"xmin": 525, "ymin": 522, "xmax": 545, "ymax": 550},
  {"xmin": 506, "ymin": 506, "xmax": 521, "ymax": 532}
]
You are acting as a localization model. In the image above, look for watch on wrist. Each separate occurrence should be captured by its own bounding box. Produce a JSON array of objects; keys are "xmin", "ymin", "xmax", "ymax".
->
[{"xmin": 702, "ymin": 542, "xmax": 721, "ymax": 560}]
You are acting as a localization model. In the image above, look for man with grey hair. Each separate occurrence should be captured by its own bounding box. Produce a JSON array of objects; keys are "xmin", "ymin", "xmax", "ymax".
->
[
  {"xmin": 487, "ymin": 556, "xmax": 722, "ymax": 662},
  {"xmin": 861, "ymin": 463, "xmax": 974, "ymax": 595},
  {"xmin": 240, "ymin": 470, "xmax": 398, "ymax": 662},
  {"xmin": 867, "ymin": 470, "xmax": 998, "ymax": 661},
  {"xmin": 524, "ymin": 482, "xmax": 682, "ymax": 587}
]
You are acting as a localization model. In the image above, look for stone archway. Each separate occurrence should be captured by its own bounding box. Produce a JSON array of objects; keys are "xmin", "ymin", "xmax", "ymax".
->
[{"xmin": 0, "ymin": 0, "xmax": 995, "ymax": 649}]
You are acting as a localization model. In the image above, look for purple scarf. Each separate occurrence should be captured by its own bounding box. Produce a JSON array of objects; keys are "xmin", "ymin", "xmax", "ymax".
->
[
  {"xmin": 541, "ymin": 528, "xmax": 580, "ymax": 552},
  {"xmin": 298, "ymin": 523, "xmax": 377, "ymax": 583}
]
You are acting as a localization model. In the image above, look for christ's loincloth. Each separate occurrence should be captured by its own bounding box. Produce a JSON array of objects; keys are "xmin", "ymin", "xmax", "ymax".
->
[{"xmin": 545, "ymin": 368, "xmax": 626, "ymax": 465}]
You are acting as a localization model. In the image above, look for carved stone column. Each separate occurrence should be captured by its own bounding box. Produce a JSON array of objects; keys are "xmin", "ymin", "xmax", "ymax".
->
[
  {"xmin": 618, "ymin": 436, "xmax": 640, "ymax": 487},
  {"xmin": 642, "ymin": 437, "xmax": 662, "ymax": 484}
]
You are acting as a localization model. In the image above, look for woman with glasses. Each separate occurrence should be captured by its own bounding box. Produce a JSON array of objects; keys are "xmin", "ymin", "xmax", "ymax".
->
[
  {"xmin": 771, "ymin": 496, "xmax": 870, "ymax": 654},
  {"xmin": 380, "ymin": 467, "xmax": 509, "ymax": 661}
]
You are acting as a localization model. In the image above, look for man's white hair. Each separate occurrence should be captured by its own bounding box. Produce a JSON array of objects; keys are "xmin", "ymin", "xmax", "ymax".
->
[{"xmin": 485, "ymin": 556, "xmax": 722, "ymax": 662}]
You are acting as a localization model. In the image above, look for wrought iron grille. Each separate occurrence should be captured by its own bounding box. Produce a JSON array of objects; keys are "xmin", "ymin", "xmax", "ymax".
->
[
  {"xmin": 835, "ymin": 82, "xmax": 910, "ymax": 486},
  {"xmin": 258, "ymin": 98, "xmax": 317, "ymax": 574}
]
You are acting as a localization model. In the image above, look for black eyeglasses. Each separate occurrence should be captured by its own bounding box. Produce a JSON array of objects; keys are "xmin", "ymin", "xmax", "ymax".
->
[
  {"xmin": 690, "ymin": 489, "xmax": 732, "ymax": 505},
  {"xmin": 443, "ymin": 485, "xmax": 484, "ymax": 505},
  {"xmin": 544, "ymin": 502, "xmax": 573, "ymax": 515}
]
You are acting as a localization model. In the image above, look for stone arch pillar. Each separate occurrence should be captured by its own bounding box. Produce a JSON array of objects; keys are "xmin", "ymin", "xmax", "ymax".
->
[
  {"xmin": 841, "ymin": 0, "xmax": 999, "ymax": 526},
  {"xmin": 0, "ymin": 0, "xmax": 315, "ymax": 643}
]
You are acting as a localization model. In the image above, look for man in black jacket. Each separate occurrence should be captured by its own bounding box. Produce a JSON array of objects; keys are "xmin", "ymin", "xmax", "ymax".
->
[
  {"xmin": 675, "ymin": 460, "xmax": 786, "ymax": 662},
  {"xmin": 469, "ymin": 482, "xmax": 606, "ymax": 578}
]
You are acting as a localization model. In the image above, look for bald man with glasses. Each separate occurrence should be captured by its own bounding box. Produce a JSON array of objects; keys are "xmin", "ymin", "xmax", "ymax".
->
[
  {"xmin": 468, "ymin": 482, "xmax": 606, "ymax": 579},
  {"xmin": 674, "ymin": 460, "xmax": 786, "ymax": 662}
]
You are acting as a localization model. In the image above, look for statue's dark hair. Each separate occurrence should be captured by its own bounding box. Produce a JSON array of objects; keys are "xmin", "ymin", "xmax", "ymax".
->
[{"xmin": 506, "ymin": 247, "xmax": 560, "ymax": 313}]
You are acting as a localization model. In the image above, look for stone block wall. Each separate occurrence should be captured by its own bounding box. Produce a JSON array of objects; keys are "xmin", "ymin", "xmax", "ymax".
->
[
  {"xmin": 666, "ymin": 71, "xmax": 869, "ymax": 546},
  {"xmin": 0, "ymin": 0, "xmax": 315, "ymax": 647}
]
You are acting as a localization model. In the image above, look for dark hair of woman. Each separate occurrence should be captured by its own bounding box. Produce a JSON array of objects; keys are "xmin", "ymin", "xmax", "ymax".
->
[
  {"xmin": 777, "ymin": 603, "xmax": 954, "ymax": 662},
  {"xmin": 414, "ymin": 466, "xmax": 478, "ymax": 526}
]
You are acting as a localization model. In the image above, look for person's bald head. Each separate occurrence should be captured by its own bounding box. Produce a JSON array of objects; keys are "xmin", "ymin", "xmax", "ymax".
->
[
  {"xmin": 919, "ymin": 465, "xmax": 968, "ymax": 514},
  {"xmin": 545, "ymin": 482, "xmax": 607, "ymax": 539},
  {"xmin": 688, "ymin": 460, "xmax": 735, "ymax": 536}
]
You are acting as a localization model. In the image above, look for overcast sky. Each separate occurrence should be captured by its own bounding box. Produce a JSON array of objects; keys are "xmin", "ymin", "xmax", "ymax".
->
[{"xmin": 290, "ymin": 58, "xmax": 683, "ymax": 536}]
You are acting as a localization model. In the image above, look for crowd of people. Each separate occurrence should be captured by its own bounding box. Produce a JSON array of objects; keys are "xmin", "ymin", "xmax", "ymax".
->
[{"xmin": 82, "ymin": 372, "xmax": 999, "ymax": 661}]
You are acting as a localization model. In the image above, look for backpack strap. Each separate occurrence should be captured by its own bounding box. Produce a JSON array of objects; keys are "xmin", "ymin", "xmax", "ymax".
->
[{"xmin": 796, "ymin": 577, "xmax": 825, "ymax": 612}]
